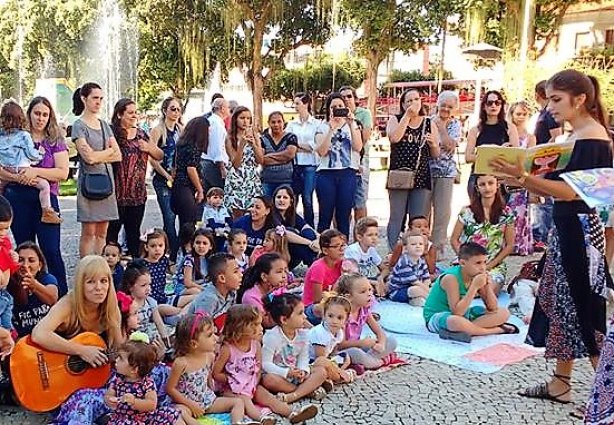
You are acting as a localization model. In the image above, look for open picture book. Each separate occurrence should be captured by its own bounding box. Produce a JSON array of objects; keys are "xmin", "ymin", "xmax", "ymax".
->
[
  {"xmin": 474, "ymin": 141, "xmax": 575, "ymax": 177},
  {"xmin": 561, "ymin": 168, "xmax": 614, "ymax": 208}
]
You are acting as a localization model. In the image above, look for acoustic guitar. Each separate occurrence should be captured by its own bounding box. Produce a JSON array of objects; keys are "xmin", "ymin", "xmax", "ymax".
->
[{"xmin": 10, "ymin": 332, "xmax": 112, "ymax": 412}]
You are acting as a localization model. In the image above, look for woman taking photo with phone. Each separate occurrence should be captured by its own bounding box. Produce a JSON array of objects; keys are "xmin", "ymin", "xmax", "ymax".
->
[
  {"xmin": 385, "ymin": 89, "xmax": 440, "ymax": 249},
  {"xmin": 224, "ymin": 106, "xmax": 264, "ymax": 219},
  {"xmin": 314, "ymin": 92, "xmax": 363, "ymax": 238}
]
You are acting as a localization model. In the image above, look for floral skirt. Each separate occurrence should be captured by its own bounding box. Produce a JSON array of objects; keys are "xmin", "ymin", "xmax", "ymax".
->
[
  {"xmin": 538, "ymin": 212, "xmax": 608, "ymax": 360},
  {"xmin": 507, "ymin": 190, "xmax": 533, "ymax": 255},
  {"xmin": 585, "ymin": 313, "xmax": 614, "ymax": 425}
]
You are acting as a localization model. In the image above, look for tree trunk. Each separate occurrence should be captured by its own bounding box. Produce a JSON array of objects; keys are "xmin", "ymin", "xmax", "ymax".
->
[
  {"xmin": 252, "ymin": 22, "xmax": 265, "ymax": 129},
  {"xmin": 365, "ymin": 51, "xmax": 382, "ymax": 122}
]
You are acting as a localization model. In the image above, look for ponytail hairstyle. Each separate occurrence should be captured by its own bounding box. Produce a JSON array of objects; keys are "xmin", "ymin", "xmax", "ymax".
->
[
  {"xmin": 222, "ymin": 304, "xmax": 261, "ymax": 344},
  {"xmin": 116, "ymin": 291, "xmax": 135, "ymax": 337},
  {"xmin": 72, "ymin": 82, "xmax": 102, "ymax": 116},
  {"xmin": 263, "ymin": 227, "xmax": 290, "ymax": 263},
  {"xmin": 294, "ymin": 92, "xmax": 312, "ymax": 114},
  {"xmin": 121, "ymin": 259, "xmax": 151, "ymax": 295},
  {"xmin": 263, "ymin": 293, "xmax": 302, "ymax": 326},
  {"xmin": 191, "ymin": 228, "xmax": 216, "ymax": 280},
  {"xmin": 227, "ymin": 228, "xmax": 248, "ymax": 248},
  {"xmin": 318, "ymin": 293, "xmax": 351, "ymax": 318},
  {"xmin": 547, "ymin": 70, "xmax": 610, "ymax": 133},
  {"xmin": 334, "ymin": 272, "xmax": 367, "ymax": 297},
  {"xmin": 174, "ymin": 312, "xmax": 214, "ymax": 357},
  {"xmin": 155, "ymin": 97, "xmax": 183, "ymax": 147},
  {"xmin": 238, "ymin": 252, "xmax": 283, "ymax": 302}
]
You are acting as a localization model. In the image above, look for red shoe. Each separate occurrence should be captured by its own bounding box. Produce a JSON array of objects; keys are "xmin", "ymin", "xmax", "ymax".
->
[{"xmin": 381, "ymin": 353, "xmax": 408, "ymax": 367}]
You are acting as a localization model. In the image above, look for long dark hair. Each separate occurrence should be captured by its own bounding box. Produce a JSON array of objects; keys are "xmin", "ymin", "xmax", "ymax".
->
[
  {"xmin": 190, "ymin": 228, "xmax": 216, "ymax": 281},
  {"xmin": 8, "ymin": 241, "xmax": 49, "ymax": 306},
  {"xmin": 26, "ymin": 96, "xmax": 63, "ymax": 142},
  {"xmin": 72, "ymin": 82, "xmax": 102, "ymax": 116},
  {"xmin": 479, "ymin": 90, "xmax": 506, "ymax": 131},
  {"xmin": 469, "ymin": 175, "xmax": 506, "ymax": 224},
  {"xmin": 323, "ymin": 92, "xmax": 344, "ymax": 122},
  {"xmin": 177, "ymin": 115, "xmax": 209, "ymax": 154},
  {"xmin": 111, "ymin": 98, "xmax": 136, "ymax": 142},
  {"xmin": 399, "ymin": 89, "xmax": 426, "ymax": 117},
  {"xmin": 294, "ymin": 92, "xmax": 312, "ymax": 114},
  {"xmin": 237, "ymin": 252, "xmax": 282, "ymax": 303},
  {"xmin": 547, "ymin": 69, "xmax": 610, "ymax": 133},
  {"xmin": 228, "ymin": 106, "xmax": 251, "ymax": 150},
  {"xmin": 252, "ymin": 195, "xmax": 275, "ymax": 229},
  {"xmin": 272, "ymin": 185, "xmax": 296, "ymax": 227}
]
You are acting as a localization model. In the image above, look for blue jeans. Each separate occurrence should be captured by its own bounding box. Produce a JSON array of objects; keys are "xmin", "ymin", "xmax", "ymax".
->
[
  {"xmin": 262, "ymin": 181, "xmax": 291, "ymax": 200},
  {"xmin": 316, "ymin": 168, "xmax": 357, "ymax": 238},
  {"xmin": 292, "ymin": 165, "xmax": 317, "ymax": 227},
  {"xmin": 152, "ymin": 177, "xmax": 179, "ymax": 261},
  {"xmin": 0, "ymin": 290, "xmax": 12, "ymax": 330},
  {"xmin": 3, "ymin": 184, "xmax": 68, "ymax": 296},
  {"xmin": 288, "ymin": 227, "xmax": 317, "ymax": 270},
  {"xmin": 532, "ymin": 197, "xmax": 554, "ymax": 244}
]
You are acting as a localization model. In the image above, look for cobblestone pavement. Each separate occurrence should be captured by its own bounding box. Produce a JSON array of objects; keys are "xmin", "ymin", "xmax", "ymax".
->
[{"xmin": 0, "ymin": 170, "xmax": 596, "ymax": 424}]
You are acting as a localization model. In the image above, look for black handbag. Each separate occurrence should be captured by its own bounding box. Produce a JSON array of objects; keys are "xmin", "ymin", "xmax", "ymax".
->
[{"xmin": 81, "ymin": 120, "xmax": 113, "ymax": 200}]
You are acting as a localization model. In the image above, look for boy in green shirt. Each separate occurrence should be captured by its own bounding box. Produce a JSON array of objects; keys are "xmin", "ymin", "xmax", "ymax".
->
[{"xmin": 423, "ymin": 242, "xmax": 518, "ymax": 342}]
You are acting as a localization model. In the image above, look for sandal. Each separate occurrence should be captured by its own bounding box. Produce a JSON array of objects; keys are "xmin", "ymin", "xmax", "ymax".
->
[
  {"xmin": 345, "ymin": 369, "xmax": 357, "ymax": 383},
  {"xmin": 289, "ymin": 404, "xmax": 319, "ymax": 424},
  {"xmin": 518, "ymin": 374, "xmax": 572, "ymax": 404},
  {"xmin": 276, "ymin": 392, "xmax": 296, "ymax": 403},
  {"xmin": 259, "ymin": 415, "xmax": 277, "ymax": 425},
  {"xmin": 569, "ymin": 404, "xmax": 585, "ymax": 420},
  {"xmin": 321, "ymin": 379, "xmax": 334, "ymax": 392},
  {"xmin": 309, "ymin": 386, "xmax": 327, "ymax": 401},
  {"xmin": 499, "ymin": 322, "xmax": 520, "ymax": 334}
]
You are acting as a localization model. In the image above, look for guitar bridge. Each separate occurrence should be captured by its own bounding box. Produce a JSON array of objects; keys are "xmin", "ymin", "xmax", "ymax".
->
[{"xmin": 36, "ymin": 351, "xmax": 50, "ymax": 390}]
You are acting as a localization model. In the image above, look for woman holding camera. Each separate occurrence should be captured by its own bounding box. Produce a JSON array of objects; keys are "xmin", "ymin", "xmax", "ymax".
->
[
  {"xmin": 314, "ymin": 92, "xmax": 363, "ymax": 238},
  {"xmin": 386, "ymin": 89, "xmax": 440, "ymax": 249}
]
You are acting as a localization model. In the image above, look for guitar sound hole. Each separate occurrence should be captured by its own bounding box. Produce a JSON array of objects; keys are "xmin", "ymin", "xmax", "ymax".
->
[{"xmin": 66, "ymin": 355, "xmax": 89, "ymax": 374}]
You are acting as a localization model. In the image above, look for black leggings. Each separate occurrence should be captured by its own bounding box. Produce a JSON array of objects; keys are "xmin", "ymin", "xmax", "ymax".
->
[
  {"xmin": 171, "ymin": 184, "xmax": 200, "ymax": 231},
  {"xmin": 107, "ymin": 204, "xmax": 146, "ymax": 257}
]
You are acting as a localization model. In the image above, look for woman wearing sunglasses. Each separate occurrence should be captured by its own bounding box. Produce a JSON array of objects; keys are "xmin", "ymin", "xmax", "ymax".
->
[
  {"xmin": 465, "ymin": 90, "xmax": 519, "ymax": 198},
  {"xmin": 150, "ymin": 97, "xmax": 184, "ymax": 262}
]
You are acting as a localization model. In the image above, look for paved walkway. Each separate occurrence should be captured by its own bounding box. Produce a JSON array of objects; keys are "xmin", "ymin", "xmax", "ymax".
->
[{"xmin": 0, "ymin": 170, "xmax": 594, "ymax": 424}]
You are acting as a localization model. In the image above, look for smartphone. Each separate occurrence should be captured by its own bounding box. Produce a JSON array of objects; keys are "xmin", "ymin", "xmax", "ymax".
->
[{"xmin": 333, "ymin": 107, "xmax": 349, "ymax": 118}]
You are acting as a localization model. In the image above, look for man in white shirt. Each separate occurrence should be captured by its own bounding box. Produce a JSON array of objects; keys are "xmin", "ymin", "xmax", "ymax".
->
[{"xmin": 201, "ymin": 98, "xmax": 230, "ymax": 192}]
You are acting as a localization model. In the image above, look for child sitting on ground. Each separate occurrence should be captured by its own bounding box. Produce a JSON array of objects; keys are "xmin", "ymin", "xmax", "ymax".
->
[
  {"xmin": 508, "ymin": 259, "xmax": 541, "ymax": 324},
  {"xmin": 0, "ymin": 101, "xmax": 61, "ymax": 224},
  {"xmin": 213, "ymin": 305, "xmax": 319, "ymax": 424},
  {"xmin": 185, "ymin": 253, "xmax": 242, "ymax": 333},
  {"xmin": 344, "ymin": 217, "xmax": 387, "ymax": 297},
  {"xmin": 103, "ymin": 241, "xmax": 124, "ymax": 291},
  {"xmin": 423, "ymin": 242, "xmax": 518, "ymax": 343},
  {"xmin": 227, "ymin": 229, "xmax": 249, "ymax": 273},
  {"xmin": 387, "ymin": 230, "xmax": 431, "ymax": 307},
  {"xmin": 201, "ymin": 187, "xmax": 232, "ymax": 251},
  {"xmin": 250, "ymin": 226, "xmax": 290, "ymax": 267},
  {"xmin": 389, "ymin": 216, "xmax": 437, "ymax": 279},
  {"xmin": 104, "ymin": 333, "xmax": 181, "ymax": 424}
]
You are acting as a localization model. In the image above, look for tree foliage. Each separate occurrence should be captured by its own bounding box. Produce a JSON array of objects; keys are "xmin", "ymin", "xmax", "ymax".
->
[
  {"xmin": 386, "ymin": 68, "xmax": 454, "ymax": 84},
  {"xmin": 263, "ymin": 55, "xmax": 365, "ymax": 101}
]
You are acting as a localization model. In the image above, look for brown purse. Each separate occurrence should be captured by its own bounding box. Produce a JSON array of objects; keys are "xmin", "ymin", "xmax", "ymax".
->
[{"xmin": 386, "ymin": 119, "xmax": 427, "ymax": 190}]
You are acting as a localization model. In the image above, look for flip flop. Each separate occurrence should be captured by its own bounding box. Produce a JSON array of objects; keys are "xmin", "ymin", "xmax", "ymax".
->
[
  {"xmin": 439, "ymin": 328, "xmax": 472, "ymax": 343},
  {"xmin": 499, "ymin": 322, "xmax": 520, "ymax": 334}
]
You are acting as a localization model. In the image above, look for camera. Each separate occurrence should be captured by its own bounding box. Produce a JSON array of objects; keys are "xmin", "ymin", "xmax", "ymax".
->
[{"xmin": 332, "ymin": 107, "xmax": 349, "ymax": 118}]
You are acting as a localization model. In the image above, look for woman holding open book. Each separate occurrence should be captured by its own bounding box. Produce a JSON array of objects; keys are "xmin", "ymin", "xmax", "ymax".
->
[
  {"xmin": 491, "ymin": 70, "xmax": 613, "ymax": 420},
  {"xmin": 465, "ymin": 90, "xmax": 519, "ymax": 198}
]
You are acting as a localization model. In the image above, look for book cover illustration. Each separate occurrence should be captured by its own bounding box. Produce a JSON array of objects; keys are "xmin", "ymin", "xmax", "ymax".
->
[{"xmin": 561, "ymin": 168, "xmax": 614, "ymax": 208}]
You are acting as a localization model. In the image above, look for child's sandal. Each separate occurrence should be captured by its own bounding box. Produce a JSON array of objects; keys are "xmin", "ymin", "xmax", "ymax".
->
[
  {"xmin": 289, "ymin": 404, "xmax": 319, "ymax": 424},
  {"xmin": 276, "ymin": 392, "xmax": 296, "ymax": 403},
  {"xmin": 309, "ymin": 386, "xmax": 327, "ymax": 401},
  {"xmin": 259, "ymin": 415, "xmax": 277, "ymax": 425},
  {"xmin": 345, "ymin": 369, "xmax": 357, "ymax": 383}
]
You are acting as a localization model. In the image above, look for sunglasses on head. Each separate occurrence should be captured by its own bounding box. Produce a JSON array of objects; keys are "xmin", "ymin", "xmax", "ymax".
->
[{"xmin": 486, "ymin": 100, "xmax": 502, "ymax": 107}]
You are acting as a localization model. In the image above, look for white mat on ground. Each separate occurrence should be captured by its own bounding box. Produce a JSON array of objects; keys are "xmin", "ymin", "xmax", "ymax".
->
[{"xmin": 372, "ymin": 295, "xmax": 542, "ymax": 373}]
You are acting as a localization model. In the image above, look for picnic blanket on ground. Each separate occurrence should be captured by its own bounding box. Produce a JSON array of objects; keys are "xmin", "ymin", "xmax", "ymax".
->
[{"xmin": 372, "ymin": 295, "xmax": 541, "ymax": 374}]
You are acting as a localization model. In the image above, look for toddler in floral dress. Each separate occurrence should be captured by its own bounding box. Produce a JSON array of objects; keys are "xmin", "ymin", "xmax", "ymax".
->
[{"xmin": 104, "ymin": 333, "xmax": 181, "ymax": 425}]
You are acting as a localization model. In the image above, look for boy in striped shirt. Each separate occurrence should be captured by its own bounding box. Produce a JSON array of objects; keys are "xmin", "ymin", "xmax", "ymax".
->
[{"xmin": 387, "ymin": 230, "xmax": 431, "ymax": 306}]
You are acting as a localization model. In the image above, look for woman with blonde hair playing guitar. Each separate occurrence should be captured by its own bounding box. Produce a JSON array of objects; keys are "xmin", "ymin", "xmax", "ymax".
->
[{"xmin": 10, "ymin": 255, "xmax": 122, "ymax": 412}]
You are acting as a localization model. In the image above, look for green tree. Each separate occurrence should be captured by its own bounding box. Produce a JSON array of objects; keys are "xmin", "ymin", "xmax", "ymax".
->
[
  {"xmin": 340, "ymin": 0, "xmax": 464, "ymax": 118},
  {"xmin": 211, "ymin": 0, "xmax": 333, "ymax": 125},
  {"xmin": 123, "ymin": 0, "xmax": 229, "ymax": 110},
  {"xmin": 386, "ymin": 68, "xmax": 453, "ymax": 84},
  {"xmin": 263, "ymin": 55, "xmax": 366, "ymax": 101}
]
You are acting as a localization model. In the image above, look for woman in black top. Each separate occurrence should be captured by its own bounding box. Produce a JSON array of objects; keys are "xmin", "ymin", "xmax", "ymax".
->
[
  {"xmin": 170, "ymin": 116, "xmax": 209, "ymax": 231},
  {"xmin": 385, "ymin": 89, "xmax": 440, "ymax": 249},
  {"xmin": 465, "ymin": 90, "xmax": 519, "ymax": 198},
  {"xmin": 492, "ymin": 70, "xmax": 612, "ymax": 407}
]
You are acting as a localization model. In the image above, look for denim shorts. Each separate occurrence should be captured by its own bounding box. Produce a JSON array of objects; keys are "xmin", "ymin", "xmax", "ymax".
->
[
  {"xmin": 388, "ymin": 288, "xmax": 410, "ymax": 303},
  {"xmin": 426, "ymin": 306, "xmax": 487, "ymax": 333},
  {"xmin": 353, "ymin": 173, "xmax": 368, "ymax": 209}
]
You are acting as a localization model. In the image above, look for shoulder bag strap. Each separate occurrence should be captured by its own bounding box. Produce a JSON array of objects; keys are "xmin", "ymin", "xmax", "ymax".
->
[
  {"xmin": 98, "ymin": 119, "xmax": 111, "ymax": 178},
  {"xmin": 413, "ymin": 117, "xmax": 429, "ymax": 171}
]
